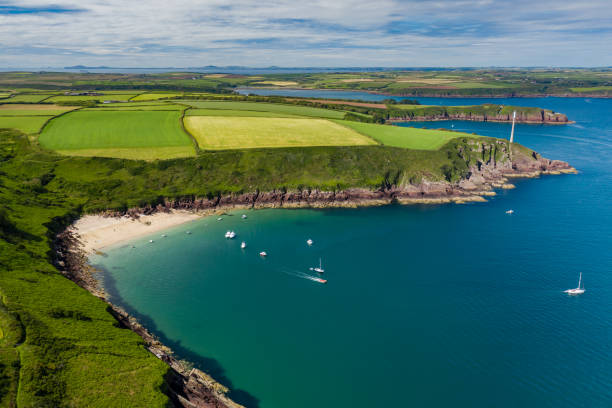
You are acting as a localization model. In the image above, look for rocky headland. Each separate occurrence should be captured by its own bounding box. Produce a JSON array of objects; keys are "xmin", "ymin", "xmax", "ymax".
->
[{"xmin": 388, "ymin": 108, "xmax": 572, "ymax": 124}]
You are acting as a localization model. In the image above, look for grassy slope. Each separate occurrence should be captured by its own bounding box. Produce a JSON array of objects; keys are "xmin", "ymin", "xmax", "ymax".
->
[
  {"xmin": 177, "ymin": 100, "xmax": 346, "ymax": 119},
  {"xmin": 0, "ymin": 116, "xmax": 53, "ymax": 134},
  {"xmin": 336, "ymin": 121, "xmax": 465, "ymax": 150},
  {"xmin": 0, "ymin": 127, "xmax": 508, "ymax": 406},
  {"xmin": 0, "ymin": 130, "xmax": 170, "ymax": 407},
  {"xmin": 39, "ymin": 110, "xmax": 195, "ymax": 159},
  {"xmin": 185, "ymin": 116, "xmax": 376, "ymax": 150}
]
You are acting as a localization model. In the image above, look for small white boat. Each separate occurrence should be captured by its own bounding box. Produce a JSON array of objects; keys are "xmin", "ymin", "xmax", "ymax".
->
[
  {"xmin": 310, "ymin": 258, "xmax": 324, "ymax": 273},
  {"xmin": 241, "ymin": 214, "xmax": 247, "ymax": 219},
  {"xmin": 241, "ymin": 242, "xmax": 247, "ymax": 249},
  {"xmin": 186, "ymin": 231, "xmax": 192, "ymax": 235},
  {"xmin": 506, "ymin": 209, "xmax": 514, "ymax": 214},
  {"xmin": 259, "ymin": 251, "xmax": 267, "ymax": 257},
  {"xmin": 225, "ymin": 231, "xmax": 236, "ymax": 239},
  {"xmin": 306, "ymin": 239, "xmax": 313, "ymax": 246},
  {"xmin": 161, "ymin": 234, "xmax": 167, "ymax": 238},
  {"xmin": 217, "ymin": 217, "xmax": 223, "ymax": 221},
  {"xmin": 149, "ymin": 239, "xmax": 154, "ymax": 243},
  {"xmin": 564, "ymin": 272, "xmax": 585, "ymax": 295}
]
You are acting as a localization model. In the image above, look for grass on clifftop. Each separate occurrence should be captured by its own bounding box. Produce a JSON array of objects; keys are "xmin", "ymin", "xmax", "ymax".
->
[
  {"xmin": 39, "ymin": 110, "xmax": 195, "ymax": 159},
  {"xmin": 336, "ymin": 121, "xmax": 466, "ymax": 150}
]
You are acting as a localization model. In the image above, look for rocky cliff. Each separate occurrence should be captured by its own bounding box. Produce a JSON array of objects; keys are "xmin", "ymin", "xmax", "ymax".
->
[{"xmin": 109, "ymin": 141, "xmax": 575, "ymax": 214}]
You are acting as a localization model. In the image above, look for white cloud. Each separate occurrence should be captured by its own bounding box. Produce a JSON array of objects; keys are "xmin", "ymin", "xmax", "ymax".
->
[{"xmin": 0, "ymin": 0, "xmax": 610, "ymax": 67}]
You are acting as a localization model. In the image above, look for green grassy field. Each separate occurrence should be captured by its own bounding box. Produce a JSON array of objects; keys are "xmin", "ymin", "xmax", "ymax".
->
[
  {"xmin": 130, "ymin": 92, "xmax": 183, "ymax": 101},
  {"xmin": 335, "ymin": 121, "xmax": 465, "ymax": 150},
  {"xmin": 39, "ymin": 110, "xmax": 195, "ymax": 159},
  {"xmin": 178, "ymin": 100, "xmax": 346, "ymax": 119},
  {"xmin": 0, "ymin": 104, "xmax": 78, "ymax": 116},
  {"xmin": 85, "ymin": 104, "xmax": 184, "ymax": 111},
  {"xmin": 569, "ymin": 86, "xmax": 612, "ymax": 92},
  {"xmin": 1, "ymin": 94, "xmax": 56, "ymax": 103},
  {"xmin": 185, "ymin": 108, "xmax": 304, "ymax": 118},
  {"xmin": 185, "ymin": 116, "xmax": 376, "ymax": 150},
  {"xmin": 47, "ymin": 93, "xmax": 139, "ymax": 102},
  {"xmin": 0, "ymin": 116, "xmax": 53, "ymax": 134}
]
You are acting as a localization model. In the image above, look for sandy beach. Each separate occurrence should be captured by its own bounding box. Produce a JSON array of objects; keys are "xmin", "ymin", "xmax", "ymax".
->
[{"xmin": 73, "ymin": 210, "xmax": 203, "ymax": 254}]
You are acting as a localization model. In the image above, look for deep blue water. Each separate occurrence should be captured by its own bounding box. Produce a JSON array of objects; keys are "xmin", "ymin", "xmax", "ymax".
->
[{"xmin": 93, "ymin": 95, "xmax": 612, "ymax": 408}]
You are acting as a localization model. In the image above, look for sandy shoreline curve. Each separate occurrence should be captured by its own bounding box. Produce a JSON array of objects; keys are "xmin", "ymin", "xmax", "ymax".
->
[{"xmin": 74, "ymin": 210, "xmax": 202, "ymax": 254}]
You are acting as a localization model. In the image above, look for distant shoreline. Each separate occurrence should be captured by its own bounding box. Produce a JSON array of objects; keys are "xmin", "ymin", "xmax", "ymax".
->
[{"xmin": 236, "ymin": 86, "xmax": 612, "ymax": 99}]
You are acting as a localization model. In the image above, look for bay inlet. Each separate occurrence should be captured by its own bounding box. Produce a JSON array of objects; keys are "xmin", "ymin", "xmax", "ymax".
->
[{"xmin": 91, "ymin": 96, "xmax": 612, "ymax": 408}]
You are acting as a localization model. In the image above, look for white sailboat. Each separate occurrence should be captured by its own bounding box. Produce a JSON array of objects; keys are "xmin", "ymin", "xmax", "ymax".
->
[
  {"xmin": 306, "ymin": 239, "xmax": 313, "ymax": 246},
  {"xmin": 309, "ymin": 258, "xmax": 324, "ymax": 273},
  {"xmin": 564, "ymin": 272, "xmax": 585, "ymax": 295},
  {"xmin": 241, "ymin": 241, "xmax": 247, "ymax": 249}
]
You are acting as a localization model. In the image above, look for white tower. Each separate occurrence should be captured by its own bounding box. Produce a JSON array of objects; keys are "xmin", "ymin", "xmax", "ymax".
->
[{"xmin": 509, "ymin": 111, "xmax": 516, "ymax": 143}]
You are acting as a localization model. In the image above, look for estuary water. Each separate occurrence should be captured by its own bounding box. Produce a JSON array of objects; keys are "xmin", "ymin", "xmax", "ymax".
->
[{"xmin": 92, "ymin": 95, "xmax": 612, "ymax": 408}]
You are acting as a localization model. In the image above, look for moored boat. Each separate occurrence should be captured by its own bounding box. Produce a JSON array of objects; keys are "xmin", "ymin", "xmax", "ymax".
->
[{"xmin": 564, "ymin": 272, "xmax": 585, "ymax": 295}]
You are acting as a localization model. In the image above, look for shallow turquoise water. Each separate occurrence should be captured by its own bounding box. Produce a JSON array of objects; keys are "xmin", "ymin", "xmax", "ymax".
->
[{"xmin": 93, "ymin": 96, "xmax": 612, "ymax": 407}]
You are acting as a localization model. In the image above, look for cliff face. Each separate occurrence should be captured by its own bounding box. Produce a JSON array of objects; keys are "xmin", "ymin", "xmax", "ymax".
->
[{"xmin": 109, "ymin": 141, "xmax": 574, "ymax": 216}]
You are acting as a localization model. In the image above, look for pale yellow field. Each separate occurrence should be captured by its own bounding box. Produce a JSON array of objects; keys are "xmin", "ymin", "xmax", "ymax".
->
[
  {"xmin": 340, "ymin": 78, "xmax": 375, "ymax": 83},
  {"xmin": 184, "ymin": 116, "xmax": 377, "ymax": 150},
  {"xmin": 253, "ymin": 81, "xmax": 299, "ymax": 86},
  {"xmin": 130, "ymin": 93, "xmax": 183, "ymax": 101}
]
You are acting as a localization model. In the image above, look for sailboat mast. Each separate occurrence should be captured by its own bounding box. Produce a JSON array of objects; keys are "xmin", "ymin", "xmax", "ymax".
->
[
  {"xmin": 510, "ymin": 111, "xmax": 516, "ymax": 143},
  {"xmin": 578, "ymin": 272, "xmax": 582, "ymax": 289}
]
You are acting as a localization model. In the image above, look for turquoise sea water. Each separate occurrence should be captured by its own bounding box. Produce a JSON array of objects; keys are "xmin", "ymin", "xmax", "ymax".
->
[{"xmin": 92, "ymin": 95, "xmax": 612, "ymax": 407}]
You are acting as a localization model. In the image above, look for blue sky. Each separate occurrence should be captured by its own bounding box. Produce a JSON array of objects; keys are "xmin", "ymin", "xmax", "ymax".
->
[{"xmin": 0, "ymin": 0, "xmax": 610, "ymax": 68}]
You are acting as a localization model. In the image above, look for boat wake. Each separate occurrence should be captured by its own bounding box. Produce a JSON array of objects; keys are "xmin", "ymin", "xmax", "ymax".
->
[{"xmin": 279, "ymin": 268, "xmax": 327, "ymax": 284}]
